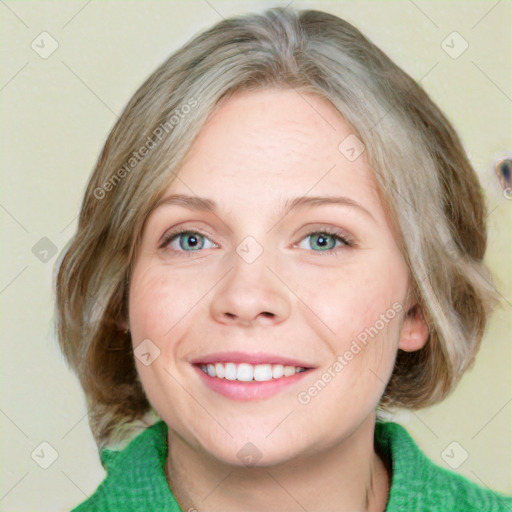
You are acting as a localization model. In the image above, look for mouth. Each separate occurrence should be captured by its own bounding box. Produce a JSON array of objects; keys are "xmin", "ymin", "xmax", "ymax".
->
[
  {"xmin": 190, "ymin": 352, "xmax": 315, "ymax": 400},
  {"xmin": 196, "ymin": 362, "xmax": 308, "ymax": 382}
]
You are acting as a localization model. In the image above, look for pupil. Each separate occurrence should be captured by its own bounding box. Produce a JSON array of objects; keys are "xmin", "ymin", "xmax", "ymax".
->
[
  {"xmin": 316, "ymin": 234, "xmax": 329, "ymax": 248},
  {"xmin": 181, "ymin": 233, "xmax": 201, "ymax": 250}
]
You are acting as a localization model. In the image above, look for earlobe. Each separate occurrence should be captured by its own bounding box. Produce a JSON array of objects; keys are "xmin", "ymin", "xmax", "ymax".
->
[
  {"xmin": 116, "ymin": 318, "xmax": 130, "ymax": 334},
  {"xmin": 398, "ymin": 304, "xmax": 429, "ymax": 352}
]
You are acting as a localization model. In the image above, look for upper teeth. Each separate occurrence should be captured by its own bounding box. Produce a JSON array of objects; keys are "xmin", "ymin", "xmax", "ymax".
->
[{"xmin": 199, "ymin": 362, "xmax": 306, "ymax": 382}]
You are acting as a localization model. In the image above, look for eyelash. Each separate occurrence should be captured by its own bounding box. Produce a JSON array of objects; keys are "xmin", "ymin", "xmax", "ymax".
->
[{"xmin": 159, "ymin": 227, "xmax": 354, "ymax": 257}]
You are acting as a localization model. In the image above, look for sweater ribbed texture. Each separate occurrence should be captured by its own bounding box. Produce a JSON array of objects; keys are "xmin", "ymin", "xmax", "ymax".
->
[{"xmin": 71, "ymin": 420, "xmax": 512, "ymax": 512}]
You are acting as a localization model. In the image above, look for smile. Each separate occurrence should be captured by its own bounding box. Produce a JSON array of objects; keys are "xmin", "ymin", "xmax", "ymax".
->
[
  {"xmin": 198, "ymin": 362, "xmax": 306, "ymax": 382},
  {"xmin": 190, "ymin": 351, "xmax": 315, "ymax": 400}
]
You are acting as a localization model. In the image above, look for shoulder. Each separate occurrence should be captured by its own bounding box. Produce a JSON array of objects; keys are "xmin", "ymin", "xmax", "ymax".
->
[
  {"xmin": 376, "ymin": 421, "xmax": 512, "ymax": 512},
  {"xmin": 70, "ymin": 420, "xmax": 181, "ymax": 512}
]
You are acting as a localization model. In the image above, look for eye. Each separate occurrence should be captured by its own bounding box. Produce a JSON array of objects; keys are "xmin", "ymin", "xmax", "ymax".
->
[
  {"xmin": 159, "ymin": 227, "xmax": 354, "ymax": 256},
  {"xmin": 160, "ymin": 229, "xmax": 217, "ymax": 254},
  {"xmin": 296, "ymin": 229, "xmax": 352, "ymax": 255}
]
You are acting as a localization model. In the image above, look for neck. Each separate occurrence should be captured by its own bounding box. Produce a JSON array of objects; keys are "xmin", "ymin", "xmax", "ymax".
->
[{"xmin": 165, "ymin": 413, "xmax": 390, "ymax": 512}]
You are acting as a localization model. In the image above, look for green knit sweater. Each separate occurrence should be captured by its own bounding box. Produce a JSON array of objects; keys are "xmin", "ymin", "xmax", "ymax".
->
[{"xmin": 71, "ymin": 420, "xmax": 511, "ymax": 511}]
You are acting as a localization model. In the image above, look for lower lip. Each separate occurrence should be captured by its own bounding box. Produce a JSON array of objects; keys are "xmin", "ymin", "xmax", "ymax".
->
[{"xmin": 193, "ymin": 365, "xmax": 312, "ymax": 401}]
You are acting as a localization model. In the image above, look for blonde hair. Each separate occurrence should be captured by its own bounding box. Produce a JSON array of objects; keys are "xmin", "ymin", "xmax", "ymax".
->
[{"xmin": 55, "ymin": 6, "xmax": 498, "ymax": 450}]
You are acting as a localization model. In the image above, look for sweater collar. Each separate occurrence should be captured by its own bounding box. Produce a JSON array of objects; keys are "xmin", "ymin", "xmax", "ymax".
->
[{"xmin": 374, "ymin": 420, "xmax": 437, "ymax": 511}]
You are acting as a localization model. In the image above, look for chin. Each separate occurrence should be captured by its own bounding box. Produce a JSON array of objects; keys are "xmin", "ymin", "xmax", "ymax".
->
[{"xmin": 209, "ymin": 443, "xmax": 300, "ymax": 469}]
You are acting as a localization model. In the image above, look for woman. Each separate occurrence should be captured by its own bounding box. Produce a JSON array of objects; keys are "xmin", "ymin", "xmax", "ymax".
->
[{"xmin": 55, "ymin": 6, "xmax": 511, "ymax": 512}]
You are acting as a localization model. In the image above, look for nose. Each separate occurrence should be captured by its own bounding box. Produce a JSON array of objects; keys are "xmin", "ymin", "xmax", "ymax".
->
[{"xmin": 209, "ymin": 252, "xmax": 291, "ymax": 327}]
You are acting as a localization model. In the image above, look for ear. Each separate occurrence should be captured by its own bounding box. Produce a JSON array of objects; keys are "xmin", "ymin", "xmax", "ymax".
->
[
  {"xmin": 116, "ymin": 317, "xmax": 130, "ymax": 333},
  {"xmin": 398, "ymin": 304, "xmax": 429, "ymax": 352}
]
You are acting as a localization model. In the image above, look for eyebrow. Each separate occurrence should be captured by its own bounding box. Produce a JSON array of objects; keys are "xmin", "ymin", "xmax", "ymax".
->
[{"xmin": 152, "ymin": 193, "xmax": 375, "ymax": 221}]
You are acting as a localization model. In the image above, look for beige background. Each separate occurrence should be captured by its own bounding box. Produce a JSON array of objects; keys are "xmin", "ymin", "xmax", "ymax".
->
[{"xmin": 1, "ymin": 0, "xmax": 510, "ymax": 510}]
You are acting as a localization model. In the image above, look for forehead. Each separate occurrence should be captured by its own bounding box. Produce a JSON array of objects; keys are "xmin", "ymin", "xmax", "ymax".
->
[{"xmin": 163, "ymin": 88, "xmax": 381, "ymax": 217}]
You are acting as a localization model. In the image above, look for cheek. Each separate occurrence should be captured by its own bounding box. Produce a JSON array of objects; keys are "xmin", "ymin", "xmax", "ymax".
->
[
  {"xmin": 128, "ymin": 261, "xmax": 197, "ymax": 341},
  {"xmin": 127, "ymin": 262, "xmax": 201, "ymax": 420},
  {"xmin": 302, "ymin": 259, "xmax": 407, "ymax": 351}
]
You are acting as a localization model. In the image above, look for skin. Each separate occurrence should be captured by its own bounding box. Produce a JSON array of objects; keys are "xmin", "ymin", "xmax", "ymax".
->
[{"xmin": 128, "ymin": 89, "xmax": 429, "ymax": 512}]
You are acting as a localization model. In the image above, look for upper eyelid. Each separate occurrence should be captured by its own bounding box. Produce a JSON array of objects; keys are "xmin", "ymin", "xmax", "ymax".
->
[{"xmin": 159, "ymin": 227, "xmax": 216, "ymax": 247}]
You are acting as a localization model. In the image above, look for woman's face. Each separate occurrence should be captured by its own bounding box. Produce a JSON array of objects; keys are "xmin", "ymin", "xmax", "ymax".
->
[{"xmin": 129, "ymin": 89, "xmax": 417, "ymax": 466}]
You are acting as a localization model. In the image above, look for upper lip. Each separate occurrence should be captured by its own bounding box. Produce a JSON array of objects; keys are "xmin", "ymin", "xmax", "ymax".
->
[{"xmin": 190, "ymin": 351, "xmax": 315, "ymax": 368}]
